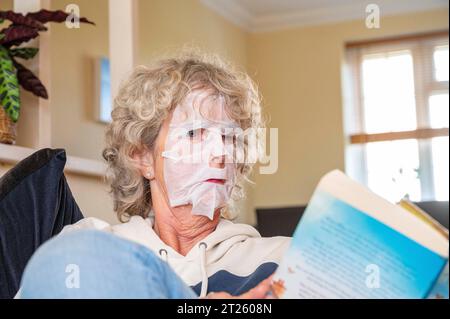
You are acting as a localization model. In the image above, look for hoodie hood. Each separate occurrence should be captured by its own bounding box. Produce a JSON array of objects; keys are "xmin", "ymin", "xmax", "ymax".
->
[{"xmin": 62, "ymin": 216, "xmax": 290, "ymax": 297}]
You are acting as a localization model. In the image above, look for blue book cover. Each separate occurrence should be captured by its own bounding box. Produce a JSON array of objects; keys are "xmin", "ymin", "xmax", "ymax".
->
[{"xmin": 272, "ymin": 171, "xmax": 449, "ymax": 299}]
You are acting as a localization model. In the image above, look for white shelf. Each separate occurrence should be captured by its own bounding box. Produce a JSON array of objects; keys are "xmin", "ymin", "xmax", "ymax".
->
[{"xmin": 0, "ymin": 144, "xmax": 107, "ymax": 178}]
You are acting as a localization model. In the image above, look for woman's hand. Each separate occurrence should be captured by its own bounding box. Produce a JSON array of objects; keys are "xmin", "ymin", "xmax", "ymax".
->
[{"xmin": 203, "ymin": 275, "xmax": 274, "ymax": 299}]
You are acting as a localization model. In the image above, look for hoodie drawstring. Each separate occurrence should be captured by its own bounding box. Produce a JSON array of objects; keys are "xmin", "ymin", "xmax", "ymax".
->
[
  {"xmin": 198, "ymin": 242, "xmax": 208, "ymax": 298},
  {"xmin": 158, "ymin": 244, "xmax": 209, "ymax": 298},
  {"xmin": 159, "ymin": 248, "xmax": 168, "ymax": 263}
]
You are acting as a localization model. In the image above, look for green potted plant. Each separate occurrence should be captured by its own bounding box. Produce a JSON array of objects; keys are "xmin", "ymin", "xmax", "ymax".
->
[{"xmin": 0, "ymin": 9, "xmax": 94, "ymax": 144}]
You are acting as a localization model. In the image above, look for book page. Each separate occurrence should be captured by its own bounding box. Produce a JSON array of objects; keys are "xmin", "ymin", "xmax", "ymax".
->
[
  {"xmin": 319, "ymin": 170, "xmax": 448, "ymax": 257},
  {"xmin": 272, "ymin": 190, "xmax": 447, "ymax": 298}
]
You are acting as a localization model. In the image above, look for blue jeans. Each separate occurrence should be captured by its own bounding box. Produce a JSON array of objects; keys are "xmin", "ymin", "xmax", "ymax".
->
[{"xmin": 20, "ymin": 230, "xmax": 198, "ymax": 299}]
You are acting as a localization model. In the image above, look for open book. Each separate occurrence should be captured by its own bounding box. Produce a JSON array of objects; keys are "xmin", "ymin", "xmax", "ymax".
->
[{"xmin": 271, "ymin": 170, "xmax": 449, "ymax": 299}]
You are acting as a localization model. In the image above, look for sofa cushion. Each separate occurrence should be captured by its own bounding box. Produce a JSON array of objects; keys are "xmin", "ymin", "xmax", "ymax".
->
[{"xmin": 0, "ymin": 148, "xmax": 84, "ymax": 298}]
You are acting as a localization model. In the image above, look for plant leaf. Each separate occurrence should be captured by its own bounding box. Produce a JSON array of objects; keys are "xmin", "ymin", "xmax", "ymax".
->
[
  {"xmin": 25, "ymin": 9, "xmax": 95, "ymax": 25},
  {"xmin": 13, "ymin": 59, "xmax": 48, "ymax": 99},
  {"xmin": 0, "ymin": 45, "xmax": 20, "ymax": 122},
  {"xmin": 9, "ymin": 47, "xmax": 39, "ymax": 59},
  {"xmin": 0, "ymin": 25, "xmax": 39, "ymax": 47},
  {"xmin": 0, "ymin": 10, "xmax": 47, "ymax": 30}
]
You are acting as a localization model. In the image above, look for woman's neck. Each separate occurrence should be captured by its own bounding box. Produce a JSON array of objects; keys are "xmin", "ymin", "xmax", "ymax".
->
[{"xmin": 153, "ymin": 206, "xmax": 220, "ymax": 256}]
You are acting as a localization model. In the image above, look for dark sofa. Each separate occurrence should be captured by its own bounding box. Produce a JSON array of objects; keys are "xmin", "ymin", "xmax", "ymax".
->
[{"xmin": 256, "ymin": 201, "xmax": 449, "ymax": 237}]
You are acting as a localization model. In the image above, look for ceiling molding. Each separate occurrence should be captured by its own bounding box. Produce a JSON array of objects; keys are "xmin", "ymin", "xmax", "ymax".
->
[
  {"xmin": 201, "ymin": 0, "xmax": 449, "ymax": 33},
  {"xmin": 200, "ymin": 0, "xmax": 252, "ymax": 30}
]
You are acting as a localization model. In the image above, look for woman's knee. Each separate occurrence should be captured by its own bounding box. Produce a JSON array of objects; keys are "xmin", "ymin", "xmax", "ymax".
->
[{"xmin": 20, "ymin": 230, "xmax": 161, "ymax": 298}]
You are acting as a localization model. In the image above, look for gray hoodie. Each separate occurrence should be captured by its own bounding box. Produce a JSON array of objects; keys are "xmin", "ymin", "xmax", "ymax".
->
[{"xmin": 61, "ymin": 215, "xmax": 291, "ymax": 297}]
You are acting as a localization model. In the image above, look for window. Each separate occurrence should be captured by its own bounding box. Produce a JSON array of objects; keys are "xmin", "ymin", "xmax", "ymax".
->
[{"xmin": 344, "ymin": 32, "xmax": 449, "ymax": 203}]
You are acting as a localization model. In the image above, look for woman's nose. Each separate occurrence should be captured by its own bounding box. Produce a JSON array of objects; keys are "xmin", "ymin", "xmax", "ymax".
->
[
  {"xmin": 209, "ymin": 154, "xmax": 225, "ymax": 169},
  {"xmin": 206, "ymin": 132, "xmax": 226, "ymax": 168}
]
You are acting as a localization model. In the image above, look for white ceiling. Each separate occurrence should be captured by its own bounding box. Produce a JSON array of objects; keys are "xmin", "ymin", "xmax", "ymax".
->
[{"xmin": 201, "ymin": 0, "xmax": 449, "ymax": 32}]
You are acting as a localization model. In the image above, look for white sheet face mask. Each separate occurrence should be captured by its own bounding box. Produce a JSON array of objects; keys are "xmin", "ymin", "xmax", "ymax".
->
[{"xmin": 161, "ymin": 91, "xmax": 239, "ymax": 220}]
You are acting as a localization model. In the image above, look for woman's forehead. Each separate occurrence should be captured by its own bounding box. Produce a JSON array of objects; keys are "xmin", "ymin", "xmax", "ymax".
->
[{"xmin": 171, "ymin": 90, "xmax": 235, "ymax": 125}]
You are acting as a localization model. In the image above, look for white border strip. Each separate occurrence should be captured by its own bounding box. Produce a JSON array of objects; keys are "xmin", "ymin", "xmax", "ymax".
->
[{"xmin": 0, "ymin": 144, "xmax": 107, "ymax": 178}]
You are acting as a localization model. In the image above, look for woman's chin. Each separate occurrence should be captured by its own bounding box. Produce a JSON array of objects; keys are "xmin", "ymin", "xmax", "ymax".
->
[{"xmin": 170, "ymin": 204, "xmax": 222, "ymax": 220}]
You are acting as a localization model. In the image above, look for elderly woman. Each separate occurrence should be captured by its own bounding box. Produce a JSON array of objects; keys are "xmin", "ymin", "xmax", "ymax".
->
[{"xmin": 19, "ymin": 52, "xmax": 290, "ymax": 299}]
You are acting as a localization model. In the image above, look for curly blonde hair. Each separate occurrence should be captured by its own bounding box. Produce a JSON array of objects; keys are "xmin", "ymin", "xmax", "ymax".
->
[{"xmin": 102, "ymin": 51, "xmax": 264, "ymax": 222}]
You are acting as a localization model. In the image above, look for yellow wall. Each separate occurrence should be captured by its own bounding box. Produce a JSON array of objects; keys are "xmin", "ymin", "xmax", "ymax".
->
[
  {"xmin": 42, "ymin": 0, "xmax": 251, "ymax": 224},
  {"xmin": 1, "ymin": 0, "xmax": 116, "ymax": 224},
  {"xmin": 136, "ymin": 0, "xmax": 252, "ymax": 223},
  {"xmin": 48, "ymin": 0, "xmax": 249, "ymax": 160},
  {"xmin": 1, "ymin": 1, "xmax": 448, "ymax": 226},
  {"xmin": 0, "ymin": 0, "xmax": 13, "ymax": 10},
  {"xmin": 137, "ymin": 0, "xmax": 248, "ymax": 69},
  {"xmin": 49, "ymin": 0, "xmax": 109, "ymax": 162},
  {"xmin": 0, "ymin": 1, "xmax": 13, "ymax": 27},
  {"xmin": 7, "ymin": 0, "xmax": 250, "ymax": 225},
  {"xmin": 44, "ymin": 0, "xmax": 116, "ymax": 223},
  {"xmin": 247, "ymin": 9, "xmax": 449, "ymax": 225},
  {"xmin": 64, "ymin": 172, "xmax": 115, "ymax": 224}
]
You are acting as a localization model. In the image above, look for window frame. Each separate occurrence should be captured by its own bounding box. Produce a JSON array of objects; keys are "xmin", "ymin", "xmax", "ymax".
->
[{"xmin": 343, "ymin": 31, "xmax": 449, "ymax": 201}]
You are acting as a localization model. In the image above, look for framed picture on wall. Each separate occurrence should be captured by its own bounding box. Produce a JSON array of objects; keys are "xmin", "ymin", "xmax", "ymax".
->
[{"xmin": 93, "ymin": 56, "xmax": 112, "ymax": 123}]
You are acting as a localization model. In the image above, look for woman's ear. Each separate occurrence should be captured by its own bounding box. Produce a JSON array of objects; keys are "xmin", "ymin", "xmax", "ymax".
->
[
  {"xmin": 132, "ymin": 148, "xmax": 155, "ymax": 180},
  {"xmin": 144, "ymin": 162, "xmax": 155, "ymax": 180}
]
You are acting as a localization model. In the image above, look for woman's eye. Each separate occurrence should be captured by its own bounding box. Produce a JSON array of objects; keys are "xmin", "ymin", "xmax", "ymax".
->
[
  {"xmin": 222, "ymin": 134, "xmax": 235, "ymax": 144},
  {"xmin": 186, "ymin": 128, "xmax": 204, "ymax": 140}
]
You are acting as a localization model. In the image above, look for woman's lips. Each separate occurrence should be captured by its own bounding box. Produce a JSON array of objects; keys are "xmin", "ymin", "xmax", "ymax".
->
[{"xmin": 205, "ymin": 178, "xmax": 226, "ymax": 185}]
